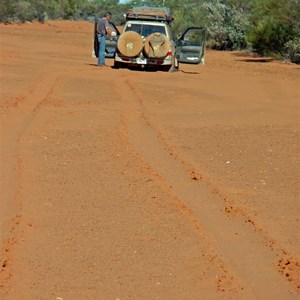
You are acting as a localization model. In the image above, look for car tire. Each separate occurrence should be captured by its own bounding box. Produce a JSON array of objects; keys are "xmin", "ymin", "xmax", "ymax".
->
[
  {"xmin": 117, "ymin": 31, "xmax": 143, "ymax": 57},
  {"xmin": 144, "ymin": 33, "xmax": 170, "ymax": 58}
]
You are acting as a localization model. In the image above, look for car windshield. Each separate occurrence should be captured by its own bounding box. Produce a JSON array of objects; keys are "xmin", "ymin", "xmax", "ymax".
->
[{"xmin": 125, "ymin": 23, "xmax": 166, "ymax": 37}]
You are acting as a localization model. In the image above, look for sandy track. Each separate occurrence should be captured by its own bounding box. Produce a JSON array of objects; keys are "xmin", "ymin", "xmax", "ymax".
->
[{"xmin": 0, "ymin": 21, "xmax": 299, "ymax": 299}]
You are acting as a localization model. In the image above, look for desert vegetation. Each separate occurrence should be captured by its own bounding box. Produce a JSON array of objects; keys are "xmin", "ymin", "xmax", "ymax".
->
[{"xmin": 0, "ymin": 0, "xmax": 299, "ymax": 63}]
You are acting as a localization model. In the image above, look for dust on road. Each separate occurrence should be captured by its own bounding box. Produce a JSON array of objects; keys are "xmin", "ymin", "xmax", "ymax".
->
[{"xmin": 0, "ymin": 21, "xmax": 299, "ymax": 299}]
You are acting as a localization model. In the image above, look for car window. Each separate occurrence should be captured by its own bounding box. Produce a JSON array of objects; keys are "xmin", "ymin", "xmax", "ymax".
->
[
  {"xmin": 182, "ymin": 29, "xmax": 203, "ymax": 46},
  {"xmin": 108, "ymin": 22, "xmax": 120, "ymax": 36},
  {"xmin": 141, "ymin": 25, "xmax": 166, "ymax": 37},
  {"xmin": 125, "ymin": 23, "xmax": 166, "ymax": 37},
  {"xmin": 125, "ymin": 23, "xmax": 142, "ymax": 35}
]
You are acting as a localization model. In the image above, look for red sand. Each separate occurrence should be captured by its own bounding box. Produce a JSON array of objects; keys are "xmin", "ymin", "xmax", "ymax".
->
[{"xmin": 1, "ymin": 21, "xmax": 299, "ymax": 299}]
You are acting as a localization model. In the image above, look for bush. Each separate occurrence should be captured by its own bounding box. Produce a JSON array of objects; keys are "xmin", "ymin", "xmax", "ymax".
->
[
  {"xmin": 200, "ymin": 1, "xmax": 250, "ymax": 50},
  {"xmin": 0, "ymin": 1, "xmax": 16, "ymax": 23},
  {"xmin": 248, "ymin": 0, "xmax": 300, "ymax": 58},
  {"xmin": 15, "ymin": 1, "xmax": 37, "ymax": 22},
  {"xmin": 285, "ymin": 38, "xmax": 300, "ymax": 64},
  {"xmin": 248, "ymin": 18, "xmax": 296, "ymax": 56}
]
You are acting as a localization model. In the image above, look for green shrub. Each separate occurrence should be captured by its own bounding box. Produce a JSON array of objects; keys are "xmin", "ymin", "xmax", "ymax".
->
[
  {"xmin": 248, "ymin": 18, "xmax": 295, "ymax": 56},
  {"xmin": 201, "ymin": 0, "xmax": 250, "ymax": 50},
  {"xmin": 248, "ymin": 0, "xmax": 300, "ymax": 58},
  {"xmin": 0, "ymin": 1, "xmax": 17, "ymax": 23},
  {"xmin": 285, "ymin": 38, "xmax": 300, "ymax": 64},
  {"xmin": 15, "ymin": 1, "xmax": 37, "ymax": 22}
]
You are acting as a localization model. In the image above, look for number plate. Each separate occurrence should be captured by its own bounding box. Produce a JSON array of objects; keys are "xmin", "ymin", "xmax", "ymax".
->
[{"xmin": 136, "ymin": 58, "xmax": 147, "ymax": 64}]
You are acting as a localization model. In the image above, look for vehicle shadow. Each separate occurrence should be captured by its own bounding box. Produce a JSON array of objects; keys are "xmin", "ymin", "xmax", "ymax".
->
[
  {"xmin": 232, "ymin": 52, "xmax": 274, "ymax": 63},
  {"xmin": 85, "ymin": 63, "xmax": 200, "ymax": 74},
  {"xmin": 237, "ymin": 58, "xmax": 274, "ymax": 63}
]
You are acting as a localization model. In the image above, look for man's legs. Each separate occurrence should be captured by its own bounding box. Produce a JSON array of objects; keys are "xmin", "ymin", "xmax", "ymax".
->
[{"xmin": 97, "ymin": 35, "xmax": 106, "ymax": 66}]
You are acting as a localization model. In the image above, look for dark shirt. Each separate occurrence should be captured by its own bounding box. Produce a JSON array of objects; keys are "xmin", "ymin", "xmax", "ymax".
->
[{"xmin": 97, "ymin": 18, "xmax": 109, "ymax": 36}]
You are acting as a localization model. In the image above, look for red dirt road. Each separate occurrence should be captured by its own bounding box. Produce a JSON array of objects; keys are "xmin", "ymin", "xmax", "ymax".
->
[{"xmin": 0, "ymin": 21, "xmax": 299, "ymax": 299}]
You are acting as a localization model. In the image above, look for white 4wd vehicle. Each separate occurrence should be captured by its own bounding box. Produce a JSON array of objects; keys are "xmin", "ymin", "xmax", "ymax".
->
[{"xmin": 113, "ymin": 6, "xmax": 206, "ymax": 72}]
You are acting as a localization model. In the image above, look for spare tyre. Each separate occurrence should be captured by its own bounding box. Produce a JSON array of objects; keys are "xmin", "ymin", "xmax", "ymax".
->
[
  {"xmin": 144, "ymin": 33, "xmax": 170, "ymax": 58},
  {"xmin": 117, "ymin": 31, "xmax": 143, "ymax": 57}
]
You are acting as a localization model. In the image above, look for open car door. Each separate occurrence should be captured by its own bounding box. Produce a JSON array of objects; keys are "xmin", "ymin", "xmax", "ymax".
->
[
  {"xmin": 105, "ymin": 22, "xmax": 120, "ymax": 58},
  {"xmin": 93, "ymin": 21, "xmax": 120, "ymax": 58},
  {"xmin": 93, "ymin": 22, "xmax": 99, "ymax": 57},
  {"xmin": 175, "ymin": 27, "xmax": 206, "ymax": 64}
]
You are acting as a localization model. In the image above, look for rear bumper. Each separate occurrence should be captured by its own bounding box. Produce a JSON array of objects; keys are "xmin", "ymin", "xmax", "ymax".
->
[{"xmin": 115, "ymin": 53, "xmax": 172, "ymax": 66}]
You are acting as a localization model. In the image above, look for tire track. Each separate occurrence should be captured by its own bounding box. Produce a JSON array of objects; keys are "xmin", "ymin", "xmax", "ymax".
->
[
  {"xmin": 117, "ymin": 114, "xmax": 244, "ymax": 295},
  {"xmin": 0, "ymin": 72, "xmax": 65, "ymax": 295},
  {"xmin": 155, "ymin": 127, "xmax": 300, "ymax": 293},
  {"xmin": 114, "ymin": 76, "xmax": 298, "ymax": 299},
  {"xmin": 0, "ymin": 75, "xmax": 45, "ymax": 117},
  {"xmin": 123, "ymin": 75, "xmax": 300, "ymax": 293}
]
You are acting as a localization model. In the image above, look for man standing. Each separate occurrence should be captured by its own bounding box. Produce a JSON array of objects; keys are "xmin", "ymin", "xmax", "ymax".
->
[{"xmin": 97, "ymin": 12, "xmax": 112, "ymax": 67}]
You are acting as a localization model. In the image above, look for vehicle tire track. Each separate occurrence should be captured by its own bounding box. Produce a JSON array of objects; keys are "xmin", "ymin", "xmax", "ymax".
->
[
  {"xmin": 0, "ymin": 72, "xmax": 65, "ymax": 295},
  {"xmin": 123, "ymin": 75, "xmax": 300, "ymax": 293},
  {"xmin": 155, "ymin": 127, "xmax": 300, "ymax": 293},
  {"xmin": 114, "ymin": 76, "xmax": 299, "ymax": 299},
  {"xmin": 117, "ymin": 115, "xmax": 245, "ymax": 295}
]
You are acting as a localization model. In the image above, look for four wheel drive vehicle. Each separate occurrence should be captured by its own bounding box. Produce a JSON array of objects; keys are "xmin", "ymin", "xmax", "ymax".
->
[
  {"xmin": 93, "ymin": 21, "xmax": 121, "ymax": 58},
  {"xmin": 113, "ymin": 6, "xmax": 206, "ymax": 72}
]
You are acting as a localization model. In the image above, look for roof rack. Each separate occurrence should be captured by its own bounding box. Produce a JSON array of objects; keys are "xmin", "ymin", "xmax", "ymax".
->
[{"xmin": 126, "ymin": 6, "xmax": 174, "ymax": 24}]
